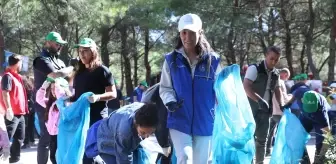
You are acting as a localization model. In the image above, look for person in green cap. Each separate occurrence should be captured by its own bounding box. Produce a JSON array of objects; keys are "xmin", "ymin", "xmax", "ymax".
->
[
  {"xmin": 71, "ymin": 38, "xmax": 117, "ymax": 164},
  {"xmin": 132, "ymin": 81, "xmax": 148, "ymax": 103},
  {"xmin": 33, "ymin": 31, "xmax": 74, "ymax": 164},
  {"xmin": 299, "ymin": 91, "xmax": 331, "ymax": 164},
  {"xmin": 283, "ymin": 73, "xmax": 310, "ymax": 117}
]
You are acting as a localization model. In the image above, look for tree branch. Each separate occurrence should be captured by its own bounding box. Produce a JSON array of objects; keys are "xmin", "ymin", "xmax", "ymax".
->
[{"xmin": 318, "ymin": 56, "xmax": 329, "ymax": 73}]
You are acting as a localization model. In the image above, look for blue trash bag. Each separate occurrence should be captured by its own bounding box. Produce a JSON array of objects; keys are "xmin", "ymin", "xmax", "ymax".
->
[
  {"xmin": 34, "ymin": 112, "xmax": 40, "ymax": 135},
  {"xmin": 212, "ymin": 64, "xmax": 256, "ymax": 164},
  {"xmin": 133, "ymin": 148, "xmax": 150, "ymax": 164},
  {"xmin": 270, "ymin": 109, "xmax": 310, "ymax": 164},
  {"xmin": 56, "ymin": 92, "xmax": 93, "ymax": 164}
]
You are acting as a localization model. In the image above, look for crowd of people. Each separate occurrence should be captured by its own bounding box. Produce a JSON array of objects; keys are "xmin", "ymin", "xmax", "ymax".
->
[{"xmin": 0, "ymin": 13, "xmax": 335, "ymax": 164}]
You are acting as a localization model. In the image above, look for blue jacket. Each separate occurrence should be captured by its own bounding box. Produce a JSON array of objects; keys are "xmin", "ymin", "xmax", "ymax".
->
[
  {"xmin": 290, "ymin": 83, "xmax": 311, "ymax": 110},
  {"xmin": 133, "ymin": 87, "xmax": 143, "ymax": 102},
  {"xmin": 97, "ymin": 103, "xmax": 143, "ymax": 163},
  {"xmin": 164, "ymin": 50, "xmax": 220, "ymax": 136},
  {"xmin": 300, "ymin": 94, "xmax": 331, "ymax": 129}
]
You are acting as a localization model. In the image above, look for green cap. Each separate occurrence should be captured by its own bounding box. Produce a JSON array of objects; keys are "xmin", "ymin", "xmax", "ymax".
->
[
  {"xmin": 45, "ymin": 32, "xmax": 67, "ymax": 44},
  {"xmin": 293, "ymin": 73, "xmax": 308, "ymax": 81},
  {"xmin": 74, "ymin": 38, "xmax": 97, "ymax": 48},
  {"xmin": 140, "ymin": 81, "xmax": 148, "ymax": 87},
  {"xmin": 302, "ymin": 91, "xmax": 319, "ymax": 113},
  {"xmin": 114, "ymin": 79, "xmax": 118, "ymax": 85},
  {"xmin": 299, "ymin": 73, "xmax": 308, "ymax": 80}
]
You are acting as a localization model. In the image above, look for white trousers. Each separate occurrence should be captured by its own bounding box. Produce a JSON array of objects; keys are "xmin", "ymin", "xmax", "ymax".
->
[{"xmin": 169, "ymin": 129, "xmax": 212, "ymax": 164}]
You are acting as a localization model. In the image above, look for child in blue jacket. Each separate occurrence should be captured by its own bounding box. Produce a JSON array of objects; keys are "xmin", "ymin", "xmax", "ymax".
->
[
  {"xmin": 85, "ymin": 103, "xmax": 159, "ymax": 164},
  {"xmin": 300, "ymin": 91, "xmax": 331, "ymax": 164}
]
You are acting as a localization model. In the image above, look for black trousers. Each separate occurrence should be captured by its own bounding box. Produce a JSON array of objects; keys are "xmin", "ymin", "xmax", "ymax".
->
[
  {"xmin": 24, "ymin": 111, "xmax": 36, "ymax": 144},
  {"xmin": 50, "ymin": 135, "xmax": 57, "ymax": 164},
  {"xmin": 36, "ymin": 104, "xmax": 51, "ymax": 164},
  {"xmin": 6, "ymin": 115, "xmax": 25, "ymax": 161}
]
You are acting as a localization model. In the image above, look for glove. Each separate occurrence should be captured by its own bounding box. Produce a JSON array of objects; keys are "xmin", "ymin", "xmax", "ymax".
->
[
  {"xmin": 41, "ymin": 80, "xmax": 51, "ymax": 89},
  {"xmin": 88, "ymin": 94, "xmax": 100, "ymax": 103},
  {"xmin": 258, "ymin": 99, "xmax": 269, "ymax": 110},
  {"xmin": 166, "ymin": 102, "xmax": 178, "ymax": 112},
  {"xmin": 0, "ymin": 147, "xmax": 10, "ymax": 162},
  {"xmin": 162, "ymin": 146, "xmax": 171, "ymax": 157},
  {"xmin": 280, "ymin": 103, "xmax": 292, "ymax": 112},
  {"xmin": 5, "ymin": 108, "xmax": 14, "ymax": 121}
]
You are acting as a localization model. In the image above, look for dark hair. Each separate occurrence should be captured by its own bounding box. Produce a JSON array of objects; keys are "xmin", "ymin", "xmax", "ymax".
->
[
  {"xmin": 45, "ymin": 86, "xmax": 57, "ymax": 121},
  {"xmin": 134, "ymin": 103, "xmax": 159, "ymax": 127},
  {"xmin": 266, "ymin": 46, "xmax": 281, "ymax": 56},
  {"xmin": 22, "ymin": 76, "xmax": 34, "ymax": 91},
  {"xmin": 8, "ymin": 54, "xmax": 21, "ymax": 66},
  {"xmin": 174, "ymin": 32, "xmax": 214, "ymax": 76},
  {"xmin": 175, "ymin": 32, "xmax": 213, "ymax": 54}
]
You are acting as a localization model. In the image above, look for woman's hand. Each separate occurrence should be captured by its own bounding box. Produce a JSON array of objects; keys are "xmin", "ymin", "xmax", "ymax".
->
[{"xmin": 88, "ymin": 94, "xmax": 100, "ymax": 103}]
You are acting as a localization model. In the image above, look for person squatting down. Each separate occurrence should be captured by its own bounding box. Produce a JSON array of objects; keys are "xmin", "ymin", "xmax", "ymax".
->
[
  {"xmin": 300, "ymin": 91, "xmax": 332, "ymax": 164},
  {"xmin": 86, "ymin": 103, "xmax": 159, "ymax": 163}
]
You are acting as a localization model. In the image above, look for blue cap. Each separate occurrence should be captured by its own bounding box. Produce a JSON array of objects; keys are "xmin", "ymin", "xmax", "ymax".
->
[{"xmin": 293, "ymin": 86, "xmax": 311, "ymax": 109}]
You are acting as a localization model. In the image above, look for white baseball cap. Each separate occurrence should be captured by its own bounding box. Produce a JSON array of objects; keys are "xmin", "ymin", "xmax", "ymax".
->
[
  {"xmin": 330, "ymin": 82, "xmax": 336, "ymax": 88},
  {"xmin": 178, "ymin": 13, "xmax": 202, "ymax": 32}
]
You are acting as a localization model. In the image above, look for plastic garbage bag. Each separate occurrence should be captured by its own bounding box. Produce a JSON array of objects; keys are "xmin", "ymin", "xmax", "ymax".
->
[
  {"xmin": 133, "ymin": 147, "xmax": 150, "ymax": 164},
  {"xmin": 212, "ymin": 64, "xmax": 256, "ymax": 164},
  {"xmin": 34, "ymin": 112, "xmax": 40, "ymax": 135},
  {"xmin": 140, "ymin": 136, "xmax": 164, "ymax": 155},
  {"xmin": 56, "ymin": 92, "xmax": 93, "ymax": 164},
  {"xmin": 270, "ymin": 109, "xmax": 310, "ymax": 164}
]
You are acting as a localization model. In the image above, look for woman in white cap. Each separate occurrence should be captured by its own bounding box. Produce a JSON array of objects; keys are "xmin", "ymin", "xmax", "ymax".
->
[{"xmin": 159, "ymin": 13, "xmax": 222, "ymax": 163}]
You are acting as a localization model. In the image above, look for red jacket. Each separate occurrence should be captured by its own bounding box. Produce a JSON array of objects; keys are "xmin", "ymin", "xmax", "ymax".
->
[{"xmin": 0, "ymin": 69, "xmax": 28, "ymax": 115}]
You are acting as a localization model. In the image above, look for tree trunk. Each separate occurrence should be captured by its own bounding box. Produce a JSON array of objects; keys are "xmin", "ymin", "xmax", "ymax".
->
[
  {"xmin": 280, "ymin": 0, "xmax": 294, "ymax": 76},
  {"xmin": 269, "ymin": 8, "xmax": 276, "ymax": 46},
  {"xmin": 0, "ymin": 19, "xmax": 4, "ymax": 73},
  {"xmin": 300, "ymin": 45, "xmax": 306, "ymax": 73},
  {"xmin": 100, "ymin": 25, "xmax": 110, "ymax": 66},
  {"xmin": 144, "ymin": 27, "xmax": 151, "ymax": 85},
  {"xmin": 75, "ymin": 24, "xmax": 79, "ymax": 57},
  {"xmin": 58, "ymin": 13, "xmax": 69, "ymax": 63},
  {"xmin": 57, "ymin": 0, "xmax": 69, "ymax": 63},
  {"xmin": 328, "ymin": 1, "xmax": 336, "ymax": 81},
  {"xmin": 120, "ymin": 53, "xmax": 124, "ymax": 91},
  {"xmin": 132, "ymin": 27, "xmax": 138, "ymax": 87},
  {"xmin": 305, "ymin": 0, "xmax": 320, "ymax": 79},
  {"xmin": 120, "ymin": 26, "xmax": 133, "ymax": 97},
  {"xmin": 226, "ymin": 0, "xmax": 238, "ymax": 64},
  {"xmin": 257, "ymin": 1, "xmax": 267, "ymax": 52}
]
